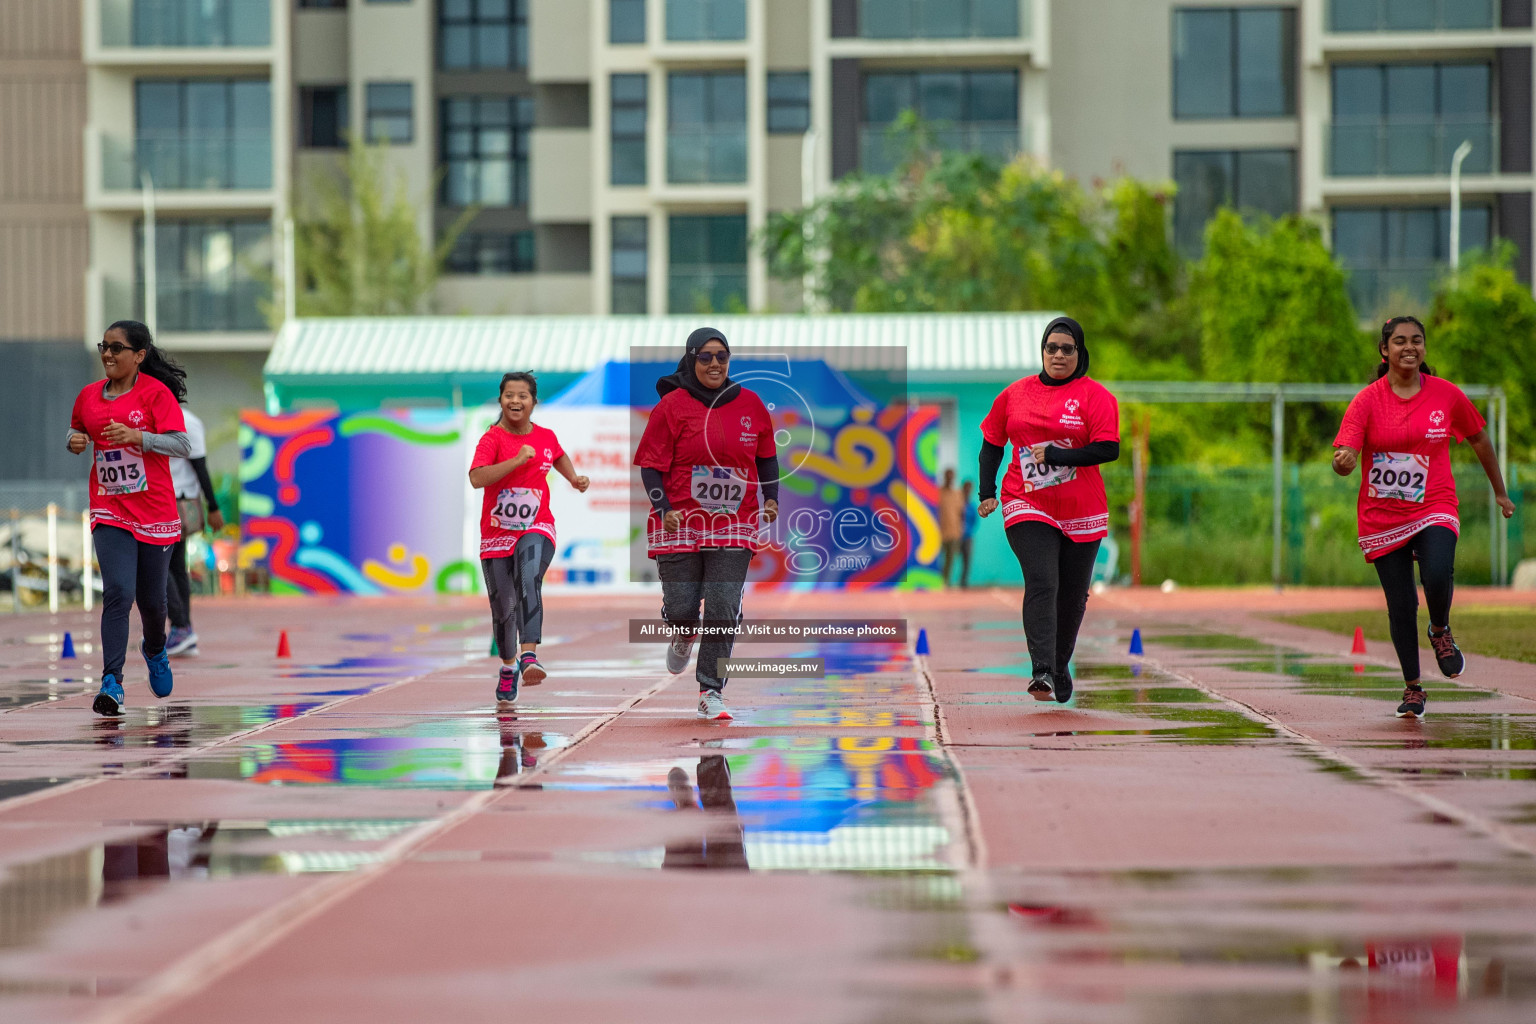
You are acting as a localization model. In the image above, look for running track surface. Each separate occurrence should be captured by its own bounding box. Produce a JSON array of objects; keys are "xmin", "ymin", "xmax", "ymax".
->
[{"xmin": 2, "ymin": 587, "xmax": 1536, "ymax": 1023}]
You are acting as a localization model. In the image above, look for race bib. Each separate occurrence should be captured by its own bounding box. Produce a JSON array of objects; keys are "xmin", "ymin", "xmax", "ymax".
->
[
  {"xmin": 95, "ymin": 447, "xmax": 147, "ymax": 496},
  {"xmin": 1019, "ymin": 442, "xmax": 1077, "ymax": 493},
  {"xmin": 691, "ymin": 465, "xmax": 748, "ymax": 512},
  {"xmin": 1367, "ymin": 452, "xmax": 1428, "ymax": 503},
  {"xmin": 492, "ymin": 487, "xmax": 541, "ymax": 531}
]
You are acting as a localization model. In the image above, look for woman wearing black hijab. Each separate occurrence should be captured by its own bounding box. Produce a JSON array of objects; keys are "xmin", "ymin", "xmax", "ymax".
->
[
  {"xmin": 978, "ymin": 316, "xmax": 1120, "ymax": 704},
  {"xmin": 632, "ymin": 328, "xmax": 780, "ymax": 721}
]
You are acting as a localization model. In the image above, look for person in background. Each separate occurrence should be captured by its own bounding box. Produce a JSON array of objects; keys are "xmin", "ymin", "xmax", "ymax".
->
[
  {"xmin": 937, "ymin": 468, "xmax": 964, "ymax": 587},
  {"xmin": 166, "ymin": 403, "xmax": 224, "ymax": 657},
  {"xmin": 958, "ymin": 479, "xmax": 977, "ymax": 589}
]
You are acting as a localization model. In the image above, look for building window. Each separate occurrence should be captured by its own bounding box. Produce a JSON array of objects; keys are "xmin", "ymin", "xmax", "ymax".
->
[
  {"xmin": 1333, "ymin": 204, "xmax": 1492, "ymax": 314},
  {"xmin": 446, "ymin": 232, "xmax": 535, "ymax": 274},
  {"xmin": 859, "ymin": 0, "xmax": 1019, "ymax": 39},
  {"xmin": 1173, "ymin": 7, "xmax": 1296, "ymax": 119},
  {"xmin": 299, "ymin": 86, "xmax": 349, "ymax": 148},
  {"xmin": 1330, "ymin": 62, "xmax": 1494, "ymax": 176},
  {"xmin": 1173, "ymin": 149, "xmax": 1296, "ymax": 253},
  {"xmin": 440, "ymin": 0, "xmax": 528, "ymax": 71},
  {"xmin": 669, "ymin": 213, "xmax": 746, "ymax": 312},
  {"xmin": 112, "ymin": 0, "xmax": 272, "ymax": 46},
  {"xmin": 767, "ymin": 72, "xmax": 810, "ymax": 134},
  {"xmin": 611, "ymin": 74, "xmax": 649, "ymax": 185},
  {"xmin": 298, "ymin": 0, "xmax": 345, "ymax": 8},
  {"xmin": 365, "ymin": 82, "xmax": 413, "ymax": 144},
  {"xmin": 611, "ymin": 0, "xmax": 645, "ymax": 42},
  {"xmin": 665, "ymin": 0, "xmax": 746, "ymax": 41},
  {"xmin": 1329, "ymin": 0, "xmax": 1497, "ymax": 31},
  {"xmin": 442, "ymin": 96, "xmax": 533, "ymax": 206},
  {"xmin": 861, "ymin": 70, "xmax": 1018, "ymax": 173},
  {"xmin": 131, "ymin": 79, "xmax": 271, "ymax": 189},
  {"xmin": 132, "ymin": 219, "xmax": 272, "ymax": 331},
  {"xmin": 612, "ymin": 216, "xmax": 649, "ymax": 313},
  {"xmin": 667, "ymin": 72, "xmax": 747, "ymax": 183}
]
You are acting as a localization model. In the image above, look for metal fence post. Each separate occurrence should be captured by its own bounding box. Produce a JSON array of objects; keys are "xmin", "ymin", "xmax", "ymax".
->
[
  {"xmin": 82, "ymin": 510, "xmax": 94, "ymax": 613},
  {"xmin": 47, "ymin": 503, "xmax": 58, "ymax": 614},
  {"xmin": 1272, "ymin": 389, "xmax": 1284, "ymax": 591}
]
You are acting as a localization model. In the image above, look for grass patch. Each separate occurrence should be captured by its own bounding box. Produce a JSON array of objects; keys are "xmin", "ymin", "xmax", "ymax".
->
[{"xmin": 1275, "ymin": 606, "xmax": 1536, "ymax": 665}]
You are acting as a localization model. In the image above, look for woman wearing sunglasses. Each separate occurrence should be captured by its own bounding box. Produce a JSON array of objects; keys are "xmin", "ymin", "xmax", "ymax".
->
[
  {"xmin": 978, "ymin": 316, "xmax": 1120, "ymax": 704},
  {"xmin": 632, "ymin": 328, "xmax": 779, "ymax": 722},
  {"xmin": 67, "ymin": 320, "xmax": 191, "ymax": 716}
]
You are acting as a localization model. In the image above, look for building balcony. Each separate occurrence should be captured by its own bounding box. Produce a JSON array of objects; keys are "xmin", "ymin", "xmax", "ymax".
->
[
  {"xmin": 103, "ymin": 274, "xmax": 272, "ymax": 336},
  {"xmin": 1328, "ymin": 0, "xmax": 1496, "ymax": 32},
  {"xmin": 666, "ymin": 128, "xmax": 748, "ymax": 185},
  {"xmin": 860, "ymin": 121, "xmax": 1021, "ymax": 175},
  {"xmin": 90, "ymin": 0, "xmax": 274, "ymax": 66},
  {"xmin": 859, "ymin": 0, "xmax": 1024, "ymax": 40},
  {"xmin": 668, "ymin": 267, "xmax": 748, "ymax": 314},
  {"xmin": 1343, "ymin": 264, "xmax": 1443, "ymax": 317},
  {"xmin": 1327, "ymin": 118, "xmax": 1497, "ymax": 177},
  {"xmin": 665, "ymin": 0, "xmax": 747, "ymax": 42},
  {"xmin": 96, "ymin": 132, "xmax": 272, "ymax": 197}
]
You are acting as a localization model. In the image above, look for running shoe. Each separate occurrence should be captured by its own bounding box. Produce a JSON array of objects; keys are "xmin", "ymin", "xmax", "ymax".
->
[
  {"xmin": 142, "ymin": 640, "xmax": 174, "ymax": 699},
  {"xmin": 667, "ymin": 633, "xmax": 697, "ymax": 675},
  {"xmin": 519, "ymin": 652, "xmax": 547, "ymax": 686},
  {"xmin": 495, "ymin": 665, "xmax": 519, "ymax": 706},
  {"xmin": 1396, "ymin": 684, "xmax": 1427, "ymax": 719},
  {"xmin": 1053, "ymin": 669, "xmax": 1073, "ymax": 705},
  {"xmin": 697, "ymin": 690, "xmax": 733, "ymax": 721},
  {"xmin": 166, "ymin": 627, "xmax": 199, "ymax": 658},
  {"xmin": 1428, "ymin": 627, "xmax": 1465, "ymax": 678},
  {"xmin": 667, "ymin": 766, "xmax": 698, "ymax": 810},
  {"xmin": 1027, "ymin": 673, "xmax": 1053, "ymax": 701},
  {"xmin": 93, "ymin": 674, "xmax": 125, "ymax": 717}
]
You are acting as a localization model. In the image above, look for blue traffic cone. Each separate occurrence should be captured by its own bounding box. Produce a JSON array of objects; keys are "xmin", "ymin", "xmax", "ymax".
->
[
  {"xmin": 61, "ymin": 632, "xmax": 76, "ymax": 659},
  {"xmin": 1128, "ymin": 628, "xmax": 1143, "ymax": 656},
  {"xmin": 915, "ymin": 628, "xmax": 930, "ymax": 656}
]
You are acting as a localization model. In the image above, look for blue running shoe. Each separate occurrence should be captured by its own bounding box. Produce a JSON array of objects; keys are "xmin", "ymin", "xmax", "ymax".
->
[
  {"xmin": 142, "ymin": 640, "xmax": 174, "ymax": 699},
  {"xmin": 93, "ymin": 674, "xmax": 124, "ymax": 717}
]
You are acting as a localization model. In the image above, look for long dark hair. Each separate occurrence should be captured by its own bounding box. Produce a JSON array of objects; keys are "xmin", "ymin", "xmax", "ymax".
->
[
  {"xmin": 1375, "ymin": 315, "xmax": 1435, "ymax": 380},
  {"xmin": 106, "ymin": 320, "xmax": 187, "ymax": 401}
]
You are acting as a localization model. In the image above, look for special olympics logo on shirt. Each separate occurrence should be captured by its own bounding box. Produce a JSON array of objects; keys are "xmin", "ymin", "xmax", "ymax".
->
[
  {"xmin": 1059, "ymin": 397, "xmax": 1084, "ymax": 428},
  {"xmin": 1065, "ymin": 399, "xmax": 1080, "ymax": 415},
  {"xmin": 1429, "ymin": 410, "xmax": 1445, "ymax": 426},
  {"xmin": 543, "ymin": 448, "xmax": 552, "ymax": 460},
  {"xmin": 128, "ymin": 410, "xmax": 146, "ymax": 427},
  {"xmin": 740, "ymin": 416, "xmax": 753, "ymax": 430}
]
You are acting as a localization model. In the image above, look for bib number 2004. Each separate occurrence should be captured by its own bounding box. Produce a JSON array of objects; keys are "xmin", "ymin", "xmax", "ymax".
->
[
  {"xmin": 692, "ymin": 466, "xmax": 746, "ymax": 512},
  {"xmin": 492, "ymin": 488, "xmax": 541, "ymax": 531},
  {"xmin": 95, "ymin": 448, "xmax": 147, "ymax": 496},
  {"xmin": 1368, "ymin": 452, "xmax": 1428, "ymax": 503},
  {"xmin": 1019, "ymin": 442, "xmax": 1077, "ymax": 493}
]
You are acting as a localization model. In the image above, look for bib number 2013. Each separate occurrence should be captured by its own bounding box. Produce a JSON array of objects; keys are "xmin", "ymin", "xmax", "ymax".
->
[
  {"xmin": 492, "ymin": 488, "xmax": 541, "ymax": 531},
  {"xmin": 1368, "ymin": 452, "xmax": 1428, "ymax": 503},
  {"xmin": 95, "ymin": 448, "xmax": 147, "ymax": 496},
  {"xmin": 692, "ymin": 466, "xmax": 746, "ymax": 512}
]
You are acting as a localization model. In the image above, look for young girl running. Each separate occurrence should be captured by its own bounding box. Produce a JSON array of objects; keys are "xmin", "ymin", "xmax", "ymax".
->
[
  {"xmin": 67, "ymin": 320, "xmax": 191, "ymax": 716},
  {"xmin": 470, "ymin": 372, "xmax": 589, "ymax": 705},
  {"xmin": 1333, "ymin": 316, "xmax": 1516, "ymax": 719}
]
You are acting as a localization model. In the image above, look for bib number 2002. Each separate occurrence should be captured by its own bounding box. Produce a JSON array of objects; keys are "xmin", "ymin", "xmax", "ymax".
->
[
  {"xmin": 1367, "ymin": 452, "xmax": 1428, "ymax": 503},
  {"xmin": 492, "ymin": 488, "xmax": 541, "ymax": 531}
]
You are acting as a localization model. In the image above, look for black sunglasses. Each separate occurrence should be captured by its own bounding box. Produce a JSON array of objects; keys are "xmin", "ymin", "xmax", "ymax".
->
[
  {"xmin": 1044, "ymin": 343, "xmax": 1077, "ymax": 356},
  {"xmin": 695, "ymin": 351, "xmax": 730, "ymax": 365},
  {"xmin": 97, "ymin": 342, "xmax": 135, "ymax": 355}
]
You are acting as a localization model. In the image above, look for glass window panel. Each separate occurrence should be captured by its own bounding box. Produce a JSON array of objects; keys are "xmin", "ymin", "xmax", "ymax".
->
[
  {"xmin": 864, "ymin": 74, "xmax": 914, "ymax": 125},
  {"xmin": 1173, "ymin": 151, "xmax": 1233, "ymax": 252},
  {"xmin": 919, "ymin": 0, "xmax": 967, "ymax": 38},
  {"xmin": 1439, "ymin": 63, "xmax": 1491, "ymax": 117},
  {"xmin": 711, "ymin": 74, "xmax": 747, "ymax": 124},
  {"xmin": 1235, "ymin": 149, "xmax": 1295, "ymax": 217},
  {"xmin": 232, "ymin": 81, "xmax": 271, "ymax": 132},
  {"xmin": 1384, "ymin": 0, "xmax": 1434, "ymax": 30},
  {"xmin": 442, "ymin": 26, "xmax": 472, "ymax": 68},
  {"xmin": 613, "ymin": 216, "xmax": 648, "ymax": 248},
  {"xmin": 478, "ymin": 25, "xmax": 511, "ymax": 67},
  {"xmin": 974, "ymin": 0, "xmax": 1020, "ymax": 37},
  {"xmin": 136, "ymin": 82, "xmax": 181, "ymax": 132},
  {"xmin": 612, "ymin": 141, "xmax": 646, "ymax": 184},
  {"xmin": 444, "ymin": 0, "xmax": 472, "ymax": 17},
  {"xmin": 669, "ymin": 216, "xmax": 709, "ymax": 265},
  {"xmin": 710, "ymin": 0, "xmax": 746, "ymax": 39},
  {"xmin": 1329, "ymin": 0, "xmax": 1376, "ymax": 31},
  {"xmin": 968, "ymin": 71, "xmax": 1018, "ymax": 122},
  {"xmin": 612, "ymin": 74, "xmax": 647, "ymax": 104},
  {"xmin": 918, "ymin": 72, "xmax": 965, "ymax": 123},
  {"xmin": 669, "ymin": 75, "xmax": 707, "ymax": 125},
  {"xmin": 1332, "ymin": 65, "xmax": 1382, "ymax": 119},
  {"xmin": 861, "ymin": 0, "xmax": 912, "ymax": 38},
  {"xmin": 1384, "ymin": 65, "xmax": 1434, "ymax": 117},
  {"xmin": 1386, "ymin": 207, "xmax": 1438, "ymax": 261},
  {"xmin": 767, "ymin": 72, "xmax": 809, "ymax": 103},
  {"xmin": 483, "ymin": 0, "xmax": 511, "ymax": 17},
  {"xmin": 1173, "ymin": 9, "xmax": 1233, "ymax": 118},
  {"xmin": 611, "ymin": 0, "xmax": 646, "ymax": 42},
  {"xmin": 1235, "ymin": 8, "xmax": 1293, "ymax": 116},
  {"xmin": 612, "ymin": 108, "xmax": 647, "ymax": 134},
  {"xmin": 1332, "ymin": 208, "xmax": 1383, "ymax": 264},
  {"xmin": 186, "ymin": 81, "xmax": 229, "ymax": 132},
  {"xmin": 708, "ymin": 214, "xmax": 747, "ymax": 262}
]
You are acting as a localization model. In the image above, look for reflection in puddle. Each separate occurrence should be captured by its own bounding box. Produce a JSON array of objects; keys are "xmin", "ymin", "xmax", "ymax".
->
[
  {"xmin": 1145, "ymin": 631, "xmax": 1274, "ymax": 651},
  {"xmin": 1352, "ymin": 715, "xmax": 1536, "ymax": 751},
  {"xmin": 561, "ymin": 737, "xmax": 953, "ymax": 873},
  {"xmin": 1071, "ymin": 687, "xmax": 1277, "ymax": 744},
  {"xmin": 0, "ymin": 678, "xmax": 93, "ymax": 710}
]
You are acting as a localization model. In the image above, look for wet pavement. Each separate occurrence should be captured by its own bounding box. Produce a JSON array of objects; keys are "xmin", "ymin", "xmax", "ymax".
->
[{"xmin": 1, "ymin": 589, "xmax": 1535, "ymax": 1022}]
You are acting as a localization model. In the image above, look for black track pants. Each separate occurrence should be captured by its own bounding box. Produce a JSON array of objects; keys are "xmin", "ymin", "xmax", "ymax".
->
[
  {"xmin": 1005, "ymin": 520, "xmax": 1101, "ymax": 679},
  {"xmin": 94, "ymin": 524, "xmax": 173, "ymax": 680},
  {"xmin": 482, "ymin": 532, "xmax": 556, "ymax": 658},
  {"xmin": 656, "ymin": 547, "xmax": 753, "ymax": 693},
  {"xmin": 1372, "ymin": 525, "xmax": 1457, "ymax": 682}
]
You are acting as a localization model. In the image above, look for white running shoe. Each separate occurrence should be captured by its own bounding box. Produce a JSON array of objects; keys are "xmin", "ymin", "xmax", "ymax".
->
[
  {"xmin": 697, "ymin": 690, "xmax": 732, "ymax": 721},
  {"xmin": 667, "ymin": 634, "xmax": 697, "ymax": 674}
]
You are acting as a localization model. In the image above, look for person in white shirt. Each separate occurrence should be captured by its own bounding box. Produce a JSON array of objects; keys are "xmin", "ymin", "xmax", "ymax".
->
[{"xmin": 166, "ymin": 405, "xmax": 224, "ymax": 657}]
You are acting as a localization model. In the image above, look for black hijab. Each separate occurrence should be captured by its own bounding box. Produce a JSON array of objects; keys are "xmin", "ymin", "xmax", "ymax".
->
[
  {"xmin": 1038, "ymin": 315, "xmax": 1089, "ymax": 387},
  {"xmin": 656, "ymin": 326, "xmax": 742, "ymax": 407}
]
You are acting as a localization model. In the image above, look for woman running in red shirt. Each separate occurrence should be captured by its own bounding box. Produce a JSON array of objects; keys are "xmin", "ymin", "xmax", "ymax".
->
[
  {"xmin": 67, "ymin": 320, "xmax": 191, "ymax": 716},
  {"xmin": 978, "ymin": 316, "xmax": 1120, "ymax": 704},
  {"xmin": 632, "ymin": 328, "xmax": 778, "ymax": 722},
  {"xmin": 470, "ymin": 372, "xmax": 589, "ymax": 706},
  {"xmin": 1333, "ymin": 316, "xmax": 1515, "ymax": 719}
]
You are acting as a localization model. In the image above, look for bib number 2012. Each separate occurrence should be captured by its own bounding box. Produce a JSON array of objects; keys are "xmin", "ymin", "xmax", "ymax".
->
[
  {"xmin": 692, "ymin": 466, "xmax": 746, "ymax": 512},
  {"xmin": 1367, "ymin": 452, "xmax": 1428, "ymax": 503}
]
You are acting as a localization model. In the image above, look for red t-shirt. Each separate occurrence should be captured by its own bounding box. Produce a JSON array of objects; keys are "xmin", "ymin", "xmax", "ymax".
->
[
  {"xmin": 72, "ymin": 375, "xmax": 186, "ymax": 544},
  {"xmin": 632, "ymin": 388, "xmax": 776, "ymax": 555},
  {"xmin": 1334, "ymin": 374, "xmax": 1485, "ymax": 561},
  {"xmin": 472, "ymin": 422, "xmax": 565, "ymax": 558},
  {"xmin": 980, "ymin": 376, "xmax": 1120, "ymax": 542}
]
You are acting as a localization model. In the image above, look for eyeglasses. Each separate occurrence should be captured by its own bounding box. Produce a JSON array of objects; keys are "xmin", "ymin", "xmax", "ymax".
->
[
  {"xmin": 695, "ymin": 351, "xmax": 730, "ymax": 365},
  {"xmin": 1044, "ymin": 343, "xmax": 1077, "ymax": 356},
  {"xmin": 96, "ymin": 342, "xmax": 133, "ymax": 355}
]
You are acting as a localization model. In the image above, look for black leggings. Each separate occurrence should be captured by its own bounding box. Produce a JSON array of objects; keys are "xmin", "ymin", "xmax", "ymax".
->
[
  {"xmin": 1372, "ymin": 525, "xmax": 1457, "ymax": 682},
  {"xmin": 94, "ymin": 524, "xmax": 173, "ymax": 680},
  {"xmin": 166, "ymin": 537, "xmax": 192, "ymax": 630},
  {"xmin": 482, "ymin": 533, "xmax": 555, "ymax": 659},
  {"xmin": 657, "ymin": 547, "xmax": 753, "ymax": 693},
  {"xmin": 1005, "ymin": 520, "xmax": 1101, "ymax": 678}
]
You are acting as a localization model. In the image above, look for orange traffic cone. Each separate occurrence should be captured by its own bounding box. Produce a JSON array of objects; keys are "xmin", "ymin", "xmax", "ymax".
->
[
  {"xmin": 1351, "ymin": 627, "xmax": 1367, "ymax": 655},
  {"xmin": 277, "ymin": 630, "xmax": 292, "ymax": 658}
]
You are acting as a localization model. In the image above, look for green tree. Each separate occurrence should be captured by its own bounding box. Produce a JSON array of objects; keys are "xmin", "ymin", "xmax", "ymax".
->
[
  {"xmin": 1428, "ymin": 243, "xmax": 1536, "ymax": 458},
  {"xmin": 263, "ymin": 135, "xmax": 472, "ymax": 324}
]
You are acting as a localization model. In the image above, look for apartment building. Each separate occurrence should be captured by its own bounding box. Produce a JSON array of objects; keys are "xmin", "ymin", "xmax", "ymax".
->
[{"xmin": 55, "ymin": 0, "xmax": 1536, "ymax": 366}]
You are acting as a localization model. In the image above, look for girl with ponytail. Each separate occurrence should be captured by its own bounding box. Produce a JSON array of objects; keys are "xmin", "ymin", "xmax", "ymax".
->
[{"xmin": 66, "ymin": 320, "xmax": 192, "ymax": 715}]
